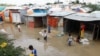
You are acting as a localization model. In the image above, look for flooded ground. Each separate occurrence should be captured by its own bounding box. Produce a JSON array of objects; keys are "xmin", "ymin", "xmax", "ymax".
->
[{"xmin": 0, "ymin": 23, "xmax": 100, "ymax": 56}]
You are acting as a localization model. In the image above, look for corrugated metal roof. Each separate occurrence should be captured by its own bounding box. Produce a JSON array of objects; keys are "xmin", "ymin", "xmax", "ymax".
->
[
  {"xmin": 49, "ymin": 11, "xmax": 75, "ymax": 16},
  {"xmin": 91, "ymin": 11, "xmax": 100, "ymax": 17},
  {"xmin": 64, "ymin": 13, "xmax": 100, "ymax": 21}
]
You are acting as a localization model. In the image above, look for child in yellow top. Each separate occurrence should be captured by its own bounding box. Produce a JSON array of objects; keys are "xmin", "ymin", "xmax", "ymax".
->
[{"xmin": 29, "ymin": 53, "xmax": 34, "ymax": 56}]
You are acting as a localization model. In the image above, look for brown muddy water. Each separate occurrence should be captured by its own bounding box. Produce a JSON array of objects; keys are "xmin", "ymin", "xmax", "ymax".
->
[{"xmin": 0, "ymin": 23, "xmax": 100, "ymax": 56}]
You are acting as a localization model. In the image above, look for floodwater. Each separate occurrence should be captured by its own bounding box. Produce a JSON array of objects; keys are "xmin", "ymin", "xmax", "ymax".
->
[{"xmin": 0, "ymin": 23, "xmax": 100, "ymax": 56}]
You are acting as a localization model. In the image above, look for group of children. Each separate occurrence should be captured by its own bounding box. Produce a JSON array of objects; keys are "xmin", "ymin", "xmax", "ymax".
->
[
  {"xmin": 28, "ymin": 33, "xmax": 81, "ymax": 56},
  {"xmin": 15, "ymin": 24, "xmax": 81, "ymax": 56},
  {"xmin": 28, "ymin": 30, "xmax": 48, "ymax": 56},
  {"xmin": 41, "ymin": 30, "xmax": 81, "ymax": 46}
]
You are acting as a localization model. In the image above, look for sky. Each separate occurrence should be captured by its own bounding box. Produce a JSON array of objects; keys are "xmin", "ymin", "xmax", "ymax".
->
[{"xmin": 0, "ymin": 0, "xmax": 99, "ymax": 5}]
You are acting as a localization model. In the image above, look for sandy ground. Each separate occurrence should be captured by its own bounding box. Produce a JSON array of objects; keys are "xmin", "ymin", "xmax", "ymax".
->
[{"xmin": 0, "ymin": 23, "xmax": 100, "ymax": 56}]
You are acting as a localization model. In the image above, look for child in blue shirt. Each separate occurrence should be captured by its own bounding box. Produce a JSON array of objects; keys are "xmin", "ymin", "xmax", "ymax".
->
[{"xmin": 29, "ymin": 45, "xmax": 37, "ymax": 56}]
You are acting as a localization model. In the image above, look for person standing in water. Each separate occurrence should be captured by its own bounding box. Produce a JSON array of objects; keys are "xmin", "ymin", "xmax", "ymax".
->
[
  {"xmin": 29, "ymin": 45, "xmax": 37, "ymax": 56},
  {"xmin": 17, "ymin": 24, "xmax": 21, "ymax": 32},
  {"xmin": 43, "ymin": 30, "xmax": 48, "ymax": 42},
  {"xmin": 67, "ymin": 33, "xmax": 73, "ymax": 46}
]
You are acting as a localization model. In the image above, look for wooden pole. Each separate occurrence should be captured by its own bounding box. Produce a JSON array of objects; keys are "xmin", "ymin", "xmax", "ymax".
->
[
  {"xmin": 92, "ymin": 24, "xmax": 96, "ymax": 40},
  {"xmin": 96, "ymin": 25, "xmax": 99, "ymax": 40}
]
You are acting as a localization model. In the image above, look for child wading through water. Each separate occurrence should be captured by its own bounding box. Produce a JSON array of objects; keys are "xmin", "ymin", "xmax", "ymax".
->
[
  {"xmin": 43, "ymin": 30, "xmax": 48, "ymax": 42},
  {"xmin": 16, "ymin": 24, "xmax": 21, "ymax": 32},
  {"xmin": 29, "ymin": 45, "xmax": 37, "ymax": 56},
  {"xmin": 67, "ymin": 33, "xmax": 73, "ymax": 46}
]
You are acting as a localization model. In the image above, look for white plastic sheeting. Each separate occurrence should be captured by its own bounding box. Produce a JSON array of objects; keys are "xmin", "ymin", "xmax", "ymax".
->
[
  {"xmin": 5, "ymin": 6, "xmax": 23, "ymax": 10},
  {"xmin": 80, "ymin": 38, "xmax": 89, "ymax": 45},
  {"xmin": 25, "ymin": 13, "xmax": 47, "ymax": 17},
  {"xmin": 48, "ymin": 7, "xmax": 62, "ymax": 12}
]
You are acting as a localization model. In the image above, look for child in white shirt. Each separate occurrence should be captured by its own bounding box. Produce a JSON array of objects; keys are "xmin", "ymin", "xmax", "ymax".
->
[{"xmin": 17, "ymin": 24, "xmax": 21, "ymax": 32}]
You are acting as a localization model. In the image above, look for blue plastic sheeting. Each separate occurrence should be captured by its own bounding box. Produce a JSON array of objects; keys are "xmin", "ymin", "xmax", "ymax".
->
[
  {"xmin": 41, "ymin": 9, "xmax": 47, "ymax": 13},
  {"xmin": 25, "ymin": 13, "xmax": 47, "ymax": 17},
  {"xmin": 0, "ymin": 6, "xmax": 5, "ymax": 11},
  {"xmin": 33, "ymin": 9, "xmax": 47, "ymax": 13},
  {"xmin": 26, "ymin": 9, "xmax": 48, "ymax": 17}
]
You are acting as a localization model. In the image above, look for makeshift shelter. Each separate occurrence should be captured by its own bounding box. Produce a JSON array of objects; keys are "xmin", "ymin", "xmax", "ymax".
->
[
  {"xmin": 48, "ymin": 10, "xmax": 75, "ymax": 34},
  {"xmin": 64, "ymin": 13, "xmax": 100, "ymax": 40},
  {"xmin": 0, "ymin": 6, "xmax": 5, "ymax": 21},
  {"xmin": 4, "ymin": 7, "xmax": 23, "ymax": 23},
  {"xmin": 48, "ymin": 11, "xmax": 75, "ymax": 27},
  {"xmin": 19, "ymin": 9, "xmax": 27, "ymax": 23},
  {"xmin": 48, "ymin": 7, "xmax": 74, "ymax": 27},
  {"xmin": 0, "ymin": 12, "xmax": 4, "ymax": 22},
  {"xmin": 25, "ymin": 8, "xmax": 47, "ymax": 28},
  {"xmin": 48, "ymin": 7, "xmax": 63, "ymax": 28}
]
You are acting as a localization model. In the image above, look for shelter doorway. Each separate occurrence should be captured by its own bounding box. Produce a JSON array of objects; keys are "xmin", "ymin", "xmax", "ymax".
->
[
  {"xmin": 0, "ymin": 15, "xmax": 3, "ymax": 21},
  {"xmin": 84, "ymin": 23, "xmax": 94, "ymax": 40},
  {"xmin": 93, "ymin": 25, "xmax": 100, "ymax": 40},
  {"xmin": 34, "ymin": 17, "xmax": 47, "ymax": 28},
  {"xmin": 64, "ymin": 18, "xmax": 95, "ymax": 40},
  {"xmin": 63, "ymin": 19, "xmax": 80, "ymax": 34}
]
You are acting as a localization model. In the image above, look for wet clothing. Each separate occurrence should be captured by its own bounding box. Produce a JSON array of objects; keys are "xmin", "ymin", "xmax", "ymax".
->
[
  {"xmin": 68, "ymin": 36, "xmax": 73, "ymax": 42},
  {"xmin": 43, "ymin": 32, "xmax": 47, "ymax": 42},
  {"xmin": 32, "ymin": 49, "xmax": 37, "ymax": 56},
  {"xmin": 42, "ymin": 33, "xmax": 47, "ymax": 37},
  {"xmin": 68, "ymin": 41, "xmax": 72, "ymax": 46},
  {"xmin": 68, "ymin": 36, "xmax": 73, "ymax": 46}
]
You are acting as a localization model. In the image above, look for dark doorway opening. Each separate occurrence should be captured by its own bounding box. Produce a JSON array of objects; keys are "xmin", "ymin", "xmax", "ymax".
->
[
  {"xmin": 34, "ymin": 17, "xmax": 47, "ymax": 28},
  {"xmin": 0, "ymin": 16, "xmax": 3, "ymax": 21},
  {"xmin": 64, "ymin": 18, "xmax": 80, "ymax": 34}
]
